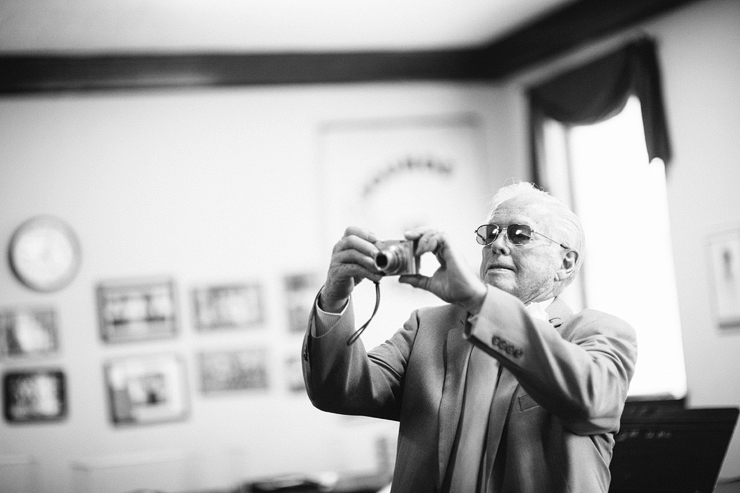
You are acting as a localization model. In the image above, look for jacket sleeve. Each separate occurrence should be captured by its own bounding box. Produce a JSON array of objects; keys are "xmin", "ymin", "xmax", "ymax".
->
[
  {"xmin": 301, "ymin": 296, "xmax": 417, "ymax": 421},
  {"xmin": 466, "ymin": 287, "xmax": 638, "ymax": 435}
]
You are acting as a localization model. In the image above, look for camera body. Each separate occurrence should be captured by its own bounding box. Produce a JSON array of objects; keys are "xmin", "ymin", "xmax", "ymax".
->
[{"xmin": 374, "ymin": 239, "xmax": 420, "ymax": 276}]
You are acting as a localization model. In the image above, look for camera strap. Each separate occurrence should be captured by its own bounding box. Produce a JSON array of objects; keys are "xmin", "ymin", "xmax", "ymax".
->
[{"xmin": 346, "ymin": 281, "xmax": 381, "ymax": 346}]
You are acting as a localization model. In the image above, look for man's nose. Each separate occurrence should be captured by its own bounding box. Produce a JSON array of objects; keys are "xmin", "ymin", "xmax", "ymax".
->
[{"xmin": 489, "ymin": 232, "xmax": 510, "ymax": 254}]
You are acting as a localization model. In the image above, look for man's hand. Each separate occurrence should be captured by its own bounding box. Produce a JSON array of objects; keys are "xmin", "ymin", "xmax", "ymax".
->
[
  {"xmin": 399, "ymin": 228, "xmax": 487, "ymax": 314},
  {"xmin": 320, "ymin": 226, "xmax": 384, "ymax": 313}
]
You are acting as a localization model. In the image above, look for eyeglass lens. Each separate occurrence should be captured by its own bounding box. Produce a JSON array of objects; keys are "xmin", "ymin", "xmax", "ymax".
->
[{"xmin": 476, "ymin": 224, "xmax": 533, "ymax": 246}]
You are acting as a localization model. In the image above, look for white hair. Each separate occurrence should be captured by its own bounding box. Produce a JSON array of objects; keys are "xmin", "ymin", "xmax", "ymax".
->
[{"xmin": 488, "ymin": 181, "xmax": 585, "ymax": 287}]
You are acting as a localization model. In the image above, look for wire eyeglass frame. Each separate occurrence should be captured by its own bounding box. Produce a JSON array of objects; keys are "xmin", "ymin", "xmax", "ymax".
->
[{"xmin": 474, "ymin": 223, "xmax": 570, "ymax": 250}]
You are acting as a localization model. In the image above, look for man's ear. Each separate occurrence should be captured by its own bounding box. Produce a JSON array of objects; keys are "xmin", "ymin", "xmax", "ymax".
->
[{"xmin": 556, "ymin": 250, "xmax": 579, "ymax": 281}]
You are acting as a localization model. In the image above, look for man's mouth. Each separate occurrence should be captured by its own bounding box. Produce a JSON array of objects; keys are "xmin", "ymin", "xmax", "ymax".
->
[{"xmin": 487, "ymin": 264, "xmax": 515, "ymax": 272}]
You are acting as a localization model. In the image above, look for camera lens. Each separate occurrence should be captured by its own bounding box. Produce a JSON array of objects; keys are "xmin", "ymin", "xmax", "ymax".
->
[
  {"xmin": 375, "ymin": 252, "xmax": 392, "ymax": 269},
  {"xmin": 375, "ymin": 246, "xmax": 406, "ymax": 275}
]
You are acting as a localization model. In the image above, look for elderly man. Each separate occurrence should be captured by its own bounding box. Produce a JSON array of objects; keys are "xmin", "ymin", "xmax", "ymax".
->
[{"xmin": 302, "ymin": 182, "xmax": 637, "ymax": 493}]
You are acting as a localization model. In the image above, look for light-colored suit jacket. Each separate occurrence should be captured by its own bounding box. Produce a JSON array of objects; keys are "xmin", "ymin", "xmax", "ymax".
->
[{"xmin": 302, "ymin": 286, "xmax": 637, "ymax": 493}]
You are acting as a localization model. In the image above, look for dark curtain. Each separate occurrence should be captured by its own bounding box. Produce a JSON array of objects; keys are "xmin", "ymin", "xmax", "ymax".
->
[{"xmin": 528, "ymin": 38, "xmax": 672, "ymax": 183}]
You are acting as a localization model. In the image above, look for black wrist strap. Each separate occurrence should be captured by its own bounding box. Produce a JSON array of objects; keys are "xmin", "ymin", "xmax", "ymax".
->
[{"xmin": 346, "ymin": 281, "xmax": 381, "ymax": 346}]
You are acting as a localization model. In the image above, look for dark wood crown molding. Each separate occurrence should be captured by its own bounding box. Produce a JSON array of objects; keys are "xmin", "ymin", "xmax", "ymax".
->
[{"xmin": 0, "ymin": 49, "xmax": 488, "ymax": 94}]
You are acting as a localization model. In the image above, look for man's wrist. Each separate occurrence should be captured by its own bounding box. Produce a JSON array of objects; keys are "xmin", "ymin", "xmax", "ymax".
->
[
  {"xmin": 461, "ymin": 284, "xmax": 488, "ymax": 315},
  {"xmin": 318, "ymin": 289, "xmax": 349, "ymax": 314}
]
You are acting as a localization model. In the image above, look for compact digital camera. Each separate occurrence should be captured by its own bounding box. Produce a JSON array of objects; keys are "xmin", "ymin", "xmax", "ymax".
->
[{"xmin": 374, "ymin": 239, "xmax": 420, "ymax": 276}]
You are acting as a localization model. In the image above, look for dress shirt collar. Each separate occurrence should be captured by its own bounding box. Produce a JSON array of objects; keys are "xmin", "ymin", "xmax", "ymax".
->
[{"xmin": 525, "ymin": 298, "xmax": 554, "ymax": 322}]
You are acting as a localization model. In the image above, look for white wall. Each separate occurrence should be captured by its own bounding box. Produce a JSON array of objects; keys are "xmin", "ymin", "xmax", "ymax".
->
[
  {"xmin": 500, "ymin": 0, "xmax": 740, "ymax": 479},
  {"xmin": 0, "ymin": 83, "xmax": 511, "ymax": 493}
]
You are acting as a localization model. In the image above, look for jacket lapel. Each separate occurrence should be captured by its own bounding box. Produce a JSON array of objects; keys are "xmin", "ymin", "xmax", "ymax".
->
[
  {"xmin": 482, "ymin": 367, "xmax": 518, "ymax": 488},
  {"xmin": 437, "ymin": 318, "xmax": 472, "ymax": 486}
]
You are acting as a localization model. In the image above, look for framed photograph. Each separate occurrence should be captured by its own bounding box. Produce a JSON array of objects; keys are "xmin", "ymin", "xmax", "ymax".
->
[
  {"xmin": 317, "ymin": 114, "xmax": 488, "ymax": 252},
  {"xmin": 192, "ymin": 283, "xmax": 264, "ymax": 331},
  {"xmin": 97, "ymin": 278, "xmax": 178, "ymax": 343},
  {"xmin": 708, "ymin": 228, "xmax": 740, "ymax": 327},
  {"xmin": 284, "ymin": 273, "xmax": 321, "ymax": 334},
  {"xmin": 199, "ymin": 347, "xmax": 269, "ymax": 394},
  {"xmin": 0, "ymin": 306, "xmax": 59, "ymax": 358},
  {"xmin": 104, "ymin": 354, "xmax": 188, "ymax": 426},
  {"xmin": 3, "ymin": 369, "xmax": 67, "ymax": 423},
  {"xmin": 316, "ymin": 114, "xmax": 489, "ymax": 347}
]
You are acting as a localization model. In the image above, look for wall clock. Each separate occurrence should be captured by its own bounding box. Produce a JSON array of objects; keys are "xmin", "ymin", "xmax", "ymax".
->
[{"xmin": 7, "ymin": 216, "xmax": 82, "ymax": 292}]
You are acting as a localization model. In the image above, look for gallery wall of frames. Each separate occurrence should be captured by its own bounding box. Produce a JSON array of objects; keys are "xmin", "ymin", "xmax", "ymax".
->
[
  {"xmin": 0, "ymin": 108, "xmax": 493, "ymax": 435},
  {"xmin": 1, "ymin": 273, "xmax": 318, "ymax": 426}
]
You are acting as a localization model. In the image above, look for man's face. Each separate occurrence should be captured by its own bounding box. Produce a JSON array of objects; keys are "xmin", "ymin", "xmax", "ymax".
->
[{"xmin": 479, "ymin": 195, "xmax": 565, "ymax": 304}]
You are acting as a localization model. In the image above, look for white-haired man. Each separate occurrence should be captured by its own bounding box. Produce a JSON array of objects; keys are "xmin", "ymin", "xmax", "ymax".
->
[{"xmin": 302, "ymin": 182, "xmax": 637, "ymax": 493}]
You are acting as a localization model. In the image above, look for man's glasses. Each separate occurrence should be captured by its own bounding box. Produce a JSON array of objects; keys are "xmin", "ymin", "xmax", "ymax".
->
[{"xmin": 474, "ymin": 224, "xmax": 570, "ymax": 249}]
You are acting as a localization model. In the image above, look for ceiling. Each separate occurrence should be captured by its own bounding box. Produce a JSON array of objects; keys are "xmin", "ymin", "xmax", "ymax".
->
[{"xmin": 0, "ymin": 0, "xmax": 575, "ymax": 53}]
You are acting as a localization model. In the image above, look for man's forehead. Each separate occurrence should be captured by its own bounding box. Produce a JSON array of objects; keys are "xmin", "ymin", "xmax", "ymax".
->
[{"xmin": 492, "ymin": 194, "xmax": 553, "ymax": 222}]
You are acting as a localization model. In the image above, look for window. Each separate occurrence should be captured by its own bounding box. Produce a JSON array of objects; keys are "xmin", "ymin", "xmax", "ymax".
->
[{"xmin": 541, "ymin": 96, "xmax": 687, "ymax": 399}]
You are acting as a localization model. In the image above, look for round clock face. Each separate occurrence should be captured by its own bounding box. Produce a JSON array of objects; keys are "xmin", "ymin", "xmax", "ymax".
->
[{"xmin": 8, "ymin": 216, "xmax": 82, "ymax": 292}]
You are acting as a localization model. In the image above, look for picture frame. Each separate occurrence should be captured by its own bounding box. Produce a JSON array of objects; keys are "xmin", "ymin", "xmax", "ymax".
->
[
  {"xmin": 3, "ymin": 369, "xmax": 67, "ymax": 423},
  {"xmin": 104, "ymin": 353, "xmax": 188, "ymax": 426},
  {"xmin": 707, "ymin": 228, "xmax": 740, "ymax": 327},
  {"xmin": 192, "ymin": 283, "xmax": 264, "ymax": 331},
  {"xmin": 0, "ymin": 306, "xmax": 59, "ymax": 358},
  {"xmin": 284, "ymin": 273, "xmax": 321, "ymax": 334},
  {"xmin": 316, "ymin": 114, "xmax": 489, "ymax": 348},
  {"xmin": 199, "ymin": 347, "xmax": 269, "ymax": 394},
  {"xmin": 97, "ymin": 278, "xmax": 178, "ymax": 343}
]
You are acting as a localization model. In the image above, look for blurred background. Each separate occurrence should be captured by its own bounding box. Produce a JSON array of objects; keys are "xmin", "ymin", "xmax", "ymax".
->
[{"xmin": 1, "ymin": 0, "xmax": 739, "ymax": 492}]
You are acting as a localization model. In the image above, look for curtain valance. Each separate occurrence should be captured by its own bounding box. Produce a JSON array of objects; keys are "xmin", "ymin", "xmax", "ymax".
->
[{"xmin": 528, "ymin": 38, "xmax": 671, "ymax": 175}]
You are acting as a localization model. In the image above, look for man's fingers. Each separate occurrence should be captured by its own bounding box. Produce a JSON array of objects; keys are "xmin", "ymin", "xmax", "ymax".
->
[
  {"xmin": 331, "ymin": 249, "xmax": 380, "ymax": 273},
  {"xmin": 413, "ymin": 231, "xmax": 446, "ymax": 257},
  {"xmin": 399, "ymin": 274, "xmax": 431, "ymax": 291},
  {"xmin": 335, "ymin": 232, "xmax": 380, "ymax": 258},
  {"xmin": 342, "ymin": 226, "xmax": 380, "ymax": 245}
]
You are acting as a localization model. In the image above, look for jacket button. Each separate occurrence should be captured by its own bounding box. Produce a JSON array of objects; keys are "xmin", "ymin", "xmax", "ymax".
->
[
  {"xmin": 492, "ymin": 336, "xmax": 501, "ymax": 345},
  {"xmin": 505, "ymin": 345, "xmax": 514, "ymax": 354},
  {"xmin": 513, "ymin": 349, "xmax": 523, "ymax": 358}
]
